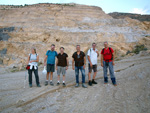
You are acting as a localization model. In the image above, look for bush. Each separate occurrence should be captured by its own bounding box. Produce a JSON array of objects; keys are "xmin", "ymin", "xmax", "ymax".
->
[{"xmin": 126, "ymin": 44, "xmax": 148, "ymax": 55}]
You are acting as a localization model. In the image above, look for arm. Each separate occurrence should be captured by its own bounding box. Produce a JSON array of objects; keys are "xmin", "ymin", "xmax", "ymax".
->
[
  {"xmin": 101, "ymin": 54, "xmax": 103, "ymax": 67},
  {"xmin": 44, "ymin": 55, "xmax": 48, "ymax": 66},
  {"xmin": 112, "ymin": 52, "xmax": 115, "ymax": 65},
  {"xmin": 96, "ymin": 51, "xmax": 99, "ymax": 57},
  {"xmin": 88, "ymin": 55, "xmax": 92, "ymax": 67},
  {"xmin": 26, "ymin": 55, "xmax": 30, "ymax": 65},
  {"xmin": 83, "ymin": 56, "xmax": 86, "ymax": 69},
  {"xmin": 56, "ymin": 58, "xmax": 58, "ymax": 70},
  {"xmin": 66, "ymin": 57, "xmax": 69, "ymax": 70},
  {"xmin": 72, "ymin": 58, "xmax": 75, "ymax": 70}
]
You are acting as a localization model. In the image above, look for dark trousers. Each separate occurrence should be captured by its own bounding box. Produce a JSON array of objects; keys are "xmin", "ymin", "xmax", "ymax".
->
[{"xmin": 28, "ymin": 67, "xmax": 40, "ymax": 85}]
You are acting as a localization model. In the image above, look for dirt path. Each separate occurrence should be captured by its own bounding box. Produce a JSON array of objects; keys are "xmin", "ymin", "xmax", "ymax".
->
[{"xmin": 0, "ymin": 55, "xmax": 150, "ymax": 113}]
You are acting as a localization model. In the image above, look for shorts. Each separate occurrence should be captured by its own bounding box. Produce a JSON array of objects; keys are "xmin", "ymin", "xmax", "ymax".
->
[
  {"xmin": 47, "ymin": 64, "xmax": 55, "ymax": 72},
  {"xmin": 57, "ymin": 66, "xmax": 66, "ymax": 75},
  {"xmin": 88, "ymin": 64, "xmax": 97, "ymax": 73}
]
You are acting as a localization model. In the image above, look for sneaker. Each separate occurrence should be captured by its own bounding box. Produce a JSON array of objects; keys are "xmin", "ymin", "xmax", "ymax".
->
[
  {"xmin": 92, "ymin": 79, "xmax": 97, "ymax": 84},
  {"xmin": 75, "ymin": 83, "xmax": 79, "ymax": 87},
  {"xmin": 113, "ymin": 83, "xmax": 117, "ymax": 86},
  {"xmin": 37, "ymin": 84, "xmax": 41, "ymax": 87},
  {"xmin": 50, "ymin": 81, "xmax": 54, "ymax": 86},
  {"xmin": 82, "ymin": 83, "xmax": 87, "ymax": 88},
  {"xmin": 88, "ymin": 80, "xmax": 92, "ymax": 86},
  {"xmin": 63, "ymin": 83, "xmax": 66, "ymax": 87},
  {"xmin": 29, "ymin": 84, "xmax": 32, "ymax": 88},
  {"xmin": 57, "ymin": 82, "xmax": 60, "ymax": 86},
  {"xmin": 45, "ymin": 81, "xmax": 48, "ymax": 86}
]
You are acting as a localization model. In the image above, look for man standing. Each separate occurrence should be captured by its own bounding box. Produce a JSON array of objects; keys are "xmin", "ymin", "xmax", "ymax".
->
[
  {"xmin": 44, "ymin": 44, "xmax": 58, "ymax": 86},
  {"xmin": 87, "ymin": 43, "xmax": 99, "ymax": 86},
  {"xmin": 72, "ymin": 45, "xmax": 87, "ymax": 88},
  {"xmin": 101, "ymin": 41, "xmax": 117, "ymax": 86},
  {"xmin": 56, "ymin": 47, "xmax": 69, "ymax": 87}
]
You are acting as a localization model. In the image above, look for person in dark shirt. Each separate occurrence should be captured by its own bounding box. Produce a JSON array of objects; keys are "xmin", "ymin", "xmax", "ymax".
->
[
  {"xmin": 56, "ymin": 47, "xmax": 69, "ymax": 87},
  {"xmin": 72, "ymin": 45, "xmax": 87, "ymax": 88}
]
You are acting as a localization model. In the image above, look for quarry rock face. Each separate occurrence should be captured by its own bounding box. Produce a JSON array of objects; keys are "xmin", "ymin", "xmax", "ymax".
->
[{"xmin": 0, "ymin": 3, "xmax": 150, "ymax": 68}]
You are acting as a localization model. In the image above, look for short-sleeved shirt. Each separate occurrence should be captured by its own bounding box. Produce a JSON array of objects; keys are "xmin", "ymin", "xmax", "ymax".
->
[
  {"xmin": 57, "ymin": 53, "xmax": 68, "ymax": 67},
  {"xmin": 87, "ymin": 48, "xmax": 98, "ymax": 65},
  {"xmin": 101, "ymin": 48, "xmax": 114, "ymax": 62},
  {"xmin": 72, "ymin": 51, "xmax": 85, "ymax": 67},
  {"xmin": 46, "ymin": 50, "xmax": 58, "ymax": 64}
]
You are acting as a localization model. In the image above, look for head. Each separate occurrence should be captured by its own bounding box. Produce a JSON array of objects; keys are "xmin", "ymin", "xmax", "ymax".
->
[
  {"xmin": 104, "ymin": 41, "xmax": 108, "ymax": 48},
  {"xmin": 60, "ymin": 47, "xmax": 64, "ymax": 53},
  {"xmin": 76, "ymin": 45, "xmax": 80, "ymax": 52},
  {"xmin": 31, "ymin": 47, "xmax": 36, "ymax": 54},
  {"xmin": 51, "ymin": 44, "xmax": 55, "ymax": 51},
  {"xmin": 92, "ymin": 43, "xmax": 96, "ymax": 50}
]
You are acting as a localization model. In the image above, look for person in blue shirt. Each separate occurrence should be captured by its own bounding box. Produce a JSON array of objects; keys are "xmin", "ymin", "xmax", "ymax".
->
[{"xmin": 44, "ymin": 44, "xmax": 58, "ymax": 86}]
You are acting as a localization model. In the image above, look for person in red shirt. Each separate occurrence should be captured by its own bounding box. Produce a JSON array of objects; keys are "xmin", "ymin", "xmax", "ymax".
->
[{"xmin": 101, "ymin": 41, "xmax": 117, "ymax": 86}]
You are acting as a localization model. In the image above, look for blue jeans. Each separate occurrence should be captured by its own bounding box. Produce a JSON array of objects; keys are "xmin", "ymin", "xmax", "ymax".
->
[
  {"xmin": 103, "ymin": 61, "xmax": 115, "ymax": 78},
  {"xmin": 75, "ymin": 66, "xmax": 85, "ymax": 83}
]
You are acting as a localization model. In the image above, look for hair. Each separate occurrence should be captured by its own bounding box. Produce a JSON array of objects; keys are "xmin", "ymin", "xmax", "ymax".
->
[
  {"xmin": 92, "ymin": 42, "xmax": 96, "ymax": 46},
  {"xmin": 32, "ymin": 47, "xmax": 36, "ymax": 53},
  {"xmin": 51, "ymin": 44, "xmax": 55, "ymax": 47},
  {"xmin": 76, "ymin": 45, "xmax": 80, "ymax": 47},
  {"xmin": 104, "ymin": 41, "xmax": 108, "ymax": 44},
  {"xmin": 60, "ymin": 47, "xmax": 64, "ymax": 50}
]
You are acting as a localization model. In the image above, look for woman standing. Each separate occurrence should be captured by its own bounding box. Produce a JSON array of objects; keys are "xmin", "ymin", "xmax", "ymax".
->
[{"xmin": 26, "ymin": 47, "xmax": 41, "ymax": 87}]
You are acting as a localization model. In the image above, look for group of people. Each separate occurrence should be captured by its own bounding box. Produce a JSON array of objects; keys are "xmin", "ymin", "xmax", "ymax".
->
[{"xmin": 26, "ymin": 41, "xmax": 117, "ymax": 88}]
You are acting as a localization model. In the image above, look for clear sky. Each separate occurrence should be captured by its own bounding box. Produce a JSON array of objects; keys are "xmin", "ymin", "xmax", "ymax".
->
[{"xmin": 0, "ymin": 0, "xmax": 150, "ymax": 14}]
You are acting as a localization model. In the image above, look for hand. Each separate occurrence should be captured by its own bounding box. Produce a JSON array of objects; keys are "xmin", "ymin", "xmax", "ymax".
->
[
  {"xmin": 83, "ymin": 65, "xmax": 86, "ymax": 69},
  {"xmin": 112, "ymin": 61, "xmax": 115, "ymax": 66},
  {"xmin": 66, "ymin": 66, "xmax": 68, "ymax": 70},
  {"xmin": 44, "ymin": 62, "xmax": 46, "ymax": 66},
  {"xmin": 56, "ymin": 66, "xmax": 57, "ymax": 70},
  {"xmin": 29, "ymin": 61, "xmax": 33, "ymax": 63},
  {"xmin": 90, "ymin": 62, "xmax": 93, "ymax": 68},
  {"xmin": 72, "ymin": 66, "xmax": 75, "ymax": 70},
  {"xmin": 101, "ymin": 63, "xmax": 103, "ymax": 67}
]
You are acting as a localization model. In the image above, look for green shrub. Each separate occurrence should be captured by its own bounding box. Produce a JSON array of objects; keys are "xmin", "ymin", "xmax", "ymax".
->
[{"xmin": 126, "ymin": 44, "xmax": 148, "ymax": 55}]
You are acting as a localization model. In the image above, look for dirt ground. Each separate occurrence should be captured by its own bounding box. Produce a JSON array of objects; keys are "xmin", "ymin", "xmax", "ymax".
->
[{"xmin": 0, "ymin": 54, "xmax": 150, "ymax": 113}]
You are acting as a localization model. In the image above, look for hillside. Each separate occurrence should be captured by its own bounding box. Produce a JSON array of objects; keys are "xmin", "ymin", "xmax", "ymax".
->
[
  {"xmin": 0, "ymin": 3, "xmax": 150, "ymax": 70},
  {"xmin": 109, "ymin": 12, "xmax": 150, "ymax": 22}
]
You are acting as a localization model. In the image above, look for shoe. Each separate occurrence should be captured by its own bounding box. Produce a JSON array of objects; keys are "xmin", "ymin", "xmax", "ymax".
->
[
  {"xmin": 63, "ymin": 83, "xmax": 66, "ymax": 87},
  {"xmin": 37, "ymin": 84, "xmax": 41, "ymax": 87},
  {"xmin": 29, "ymin": 84, "xmax": 32, "ymax": 88},
  {"xmin": 92, "ymin": 79, "xmax": 97, "ymax": 84},
  {"xmin": 82, "ymin": 83, "xmax": 87, "ymax": 88},
  {"xmin": 45, "ymin": 81, "xmax": 48, "ymax": 86},
  {"xmin": 88, "ymin": 80, "xmax": 92, "ymax": 86},
  {"xmin": 57, "ymin": 82, "xmax": 60, "ymax": 86},
  {"xmin": 75, "ymin": 83, "xmax": 79, "ymax": 87},
  {"xmin": 104, "ymin": 77, "xmax": 108, "ymax": 84},
  {"xmin": 50, "ymin": 81, "xmax": 54, "ymax": 86}
]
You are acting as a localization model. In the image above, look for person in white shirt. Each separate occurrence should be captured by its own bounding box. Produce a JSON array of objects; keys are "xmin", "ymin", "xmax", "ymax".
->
[
  {"xmin": 26, "ymin": 47, "xmax": 41, "ymax": 88},
  {"xmin": 87, "ymin": 43, "xmax": 99, "ymax": 86}
]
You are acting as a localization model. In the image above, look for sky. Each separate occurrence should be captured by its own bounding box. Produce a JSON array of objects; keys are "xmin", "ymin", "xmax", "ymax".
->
[{"xmin": 0, "ymin": 0, "xmax": 150, "ymax": 15}]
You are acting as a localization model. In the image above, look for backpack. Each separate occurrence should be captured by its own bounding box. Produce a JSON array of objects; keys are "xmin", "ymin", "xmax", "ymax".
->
[
  {"xmin": 47, "ymin": 50, "xmax": 57, "ymax": 56},
  {"xmin": 102, "ymin": 47, "xmax": 113, "ymax": 60}
]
